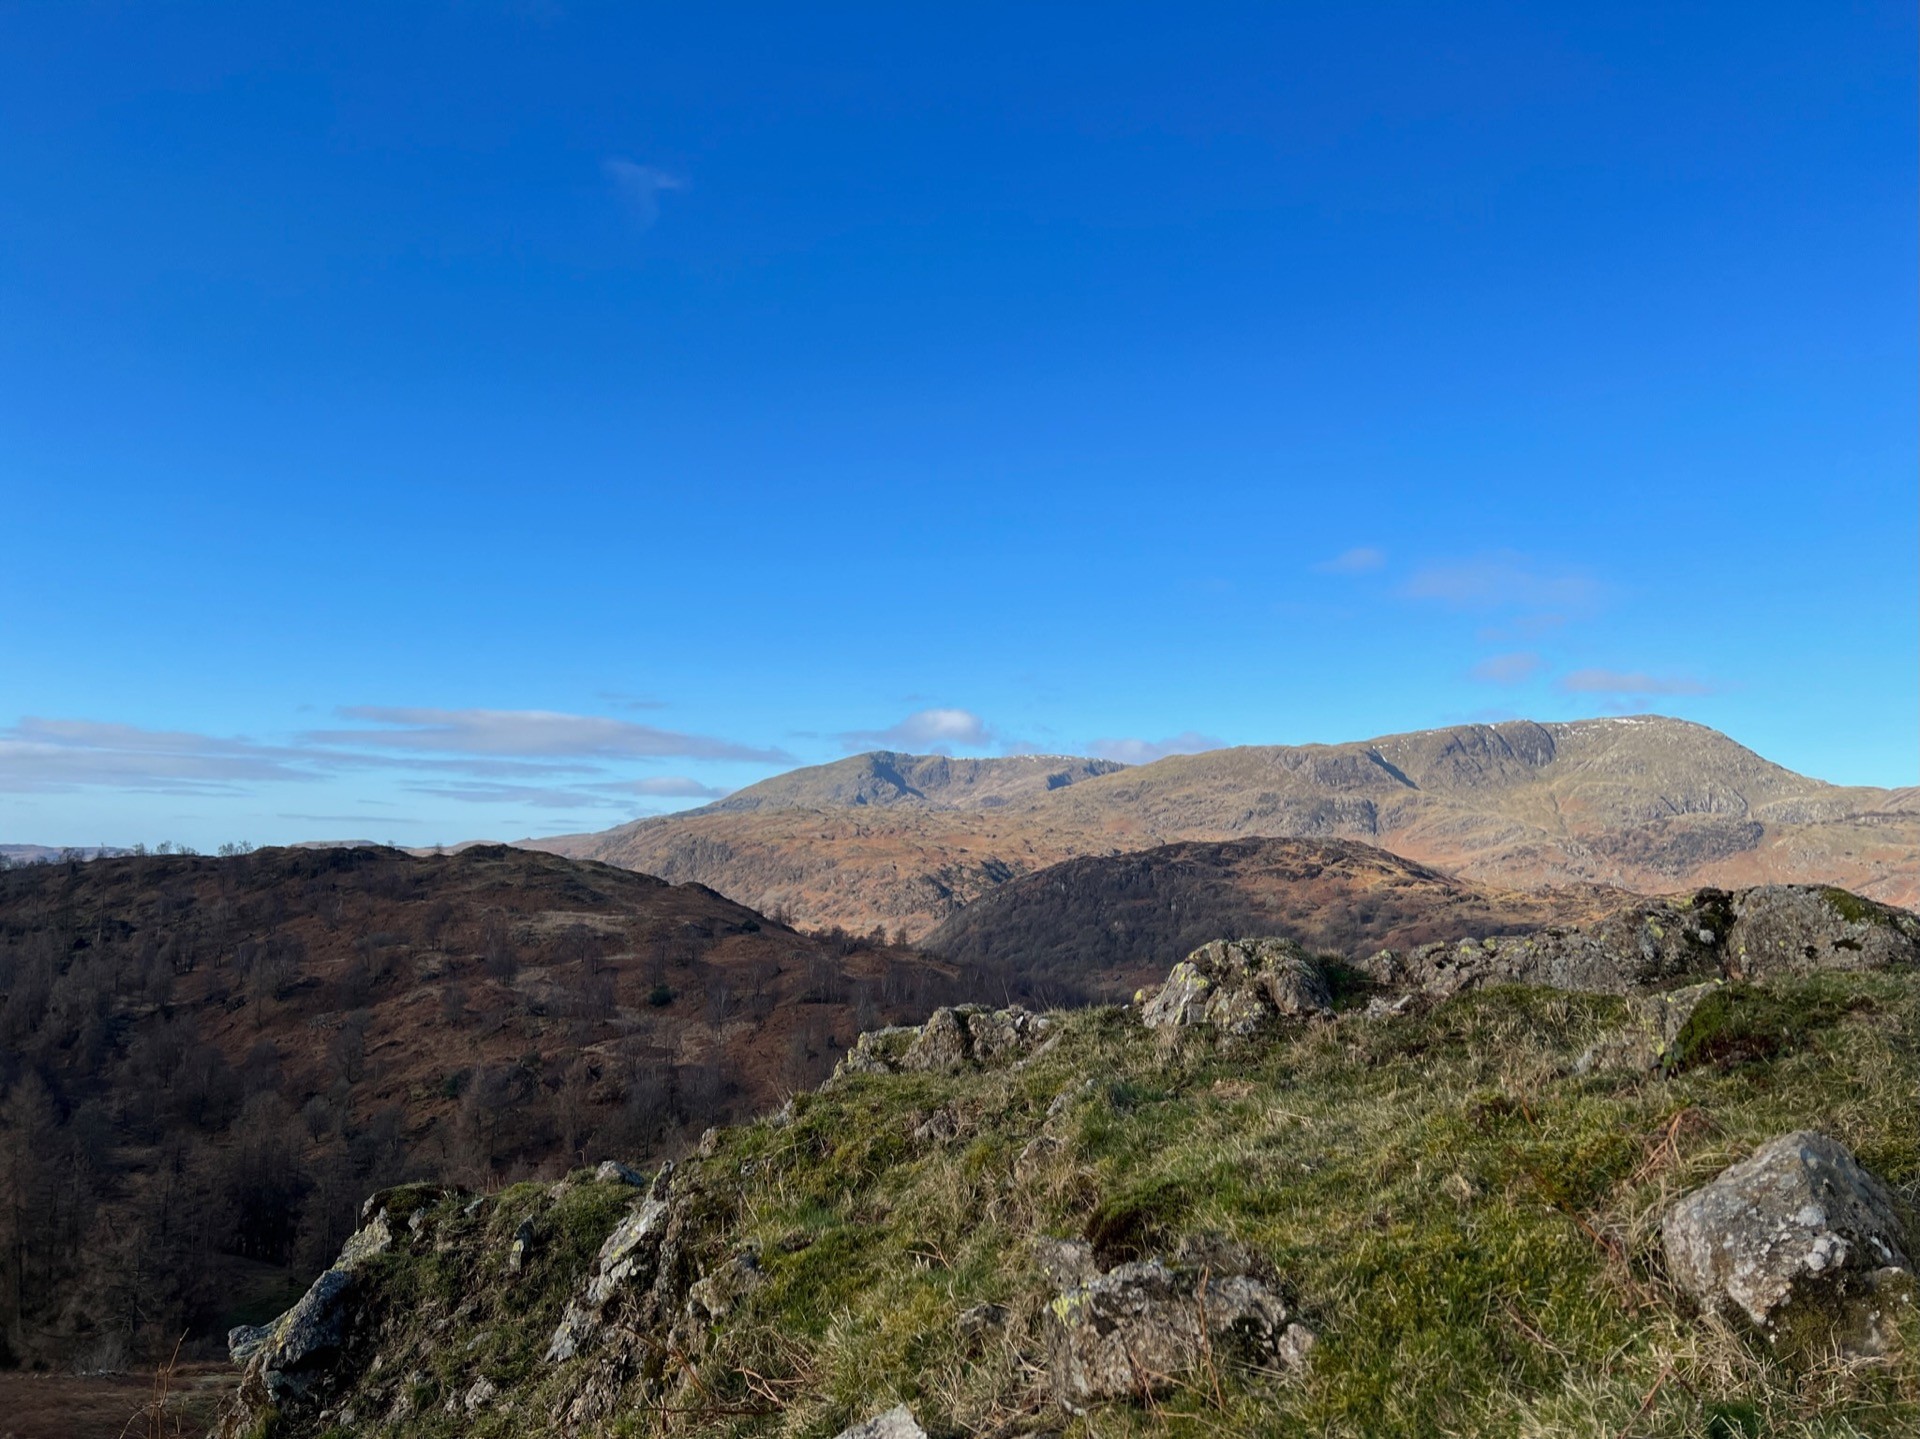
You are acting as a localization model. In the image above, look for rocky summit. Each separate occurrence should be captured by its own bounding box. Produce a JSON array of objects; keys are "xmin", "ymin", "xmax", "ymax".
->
[{"xmin": 209, "ymin": 881, "xmax": 1920, "ymax": 1438}]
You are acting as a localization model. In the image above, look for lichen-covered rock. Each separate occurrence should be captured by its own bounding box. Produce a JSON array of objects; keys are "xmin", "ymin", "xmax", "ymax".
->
[
  {"xmin": 833, "ymin": 1025, "xmax": 920, "ymax": 1081},
  {"xmin": 1138, "ymin": 938, "xmax": 1331, "ymax": 1035},
  {"xmin": 1725, "ymin": 886, "xmax": 1920, "ymax": 979},
  {"xmin": 830, "ymin": 1007, "xmax": 1053, "ymax": 1084},
  {"xmin": 225, "ymin": 1266, "xmax": 355, "ymax": 1400},
  {"xmin": 901, "ymin": 1003, "xmax": 1051, "ymax": 1070},
  {"xmin": 546, "ymin": 1190, "xmax": 674, "ymax": 1362},
  {"xmin": 1393, "ymin": 886, "xmax": 1918, "ymax": 1001},
  {"xmin": 1662, "ymin": 1132, "xmax": 1917, "ymax": 1358},
  {"xmin": 1573, "ymin": 979, "xmax": 1724, "ymax": 1074},
  {"xmin": 1045, "ymin": 1257, "xmax": 1311, "ymax": 1408},
  {"xmin": 686, "ymin": 1248, "xmax": 764, "ymax": 1324},
  {"xmin": 832, "ymin": 1404, "xmax": 929, "ymax": 1439}
]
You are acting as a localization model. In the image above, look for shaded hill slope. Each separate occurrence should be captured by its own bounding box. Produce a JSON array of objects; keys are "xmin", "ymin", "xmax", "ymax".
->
[
  {"xmin": 920, "ymin": 836, "xmax": 1625, "ymax": 1001},
  {"xmin": 535, "ymin": 717, "xmax": 1920, "ymax": 936},
  {"xmin": 0, "ymin": 845, "xmax": 969, "ymax": 1368}
]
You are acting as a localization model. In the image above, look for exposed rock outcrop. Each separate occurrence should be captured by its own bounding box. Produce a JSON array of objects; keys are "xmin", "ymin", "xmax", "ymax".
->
[
  {"xmin": 1043, "ymin": 1244, "xmax": 1313, "ymax": 1408},
  {"xmin": 1372, "ymin": 886, "xmax": 1918, "ymax": 1001},
  {"xmin": 545, "ymin": 1177, "xmax": 676, "ymax": 1364},
  {"xmin": 219, "ymin": 1186, "xmax": 443, "ymax": 1426},
  {"xmin": 829, "ymin": 1003, "xmax": 1053, "ymax": 1083},
  {"xmin": 1137, "ymin": 937, "xmax": 1332, "ymax": 1035},
  {"xmin": 1662, "ymin": 1132, "xmax": 1917, "ymax": 1358}
]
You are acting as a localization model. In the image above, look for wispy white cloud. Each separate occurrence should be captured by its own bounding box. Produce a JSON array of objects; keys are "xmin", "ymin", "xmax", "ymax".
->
[
  {"xmin": 1087, "ymin": 731, "xmax": 1225, "ymax": 764},
  {"xmin": 605, "ymin": 158, "xmax": 685, "ymax": 230},
  {"xmin": 0, "ymin": 707, "xmax": 779, "ymax": 817},
  {"xmin": 838, "ymin": 707, "xmax": 992, "ymax": 753},
  {"xmin": 1469, "ymin": 652, "xmax": 1543, "ymax": 685},
  {"xmin": 1401, "ymin": 552, "xmax": 1601, "ymax": 615},
  {"xmin": 1314, "ymin": 546, "xmax": 1387, "ymax": 575},
  {"xmin": 595, "ymin": 776, "xmax": 732, "ymax": 799},
  {"xmin": 402, "ymin": 781, "xmax": 634, "ymax": 809},
  {"xmin": 311, "ymin": 707, "xmax": 790, "ymax": 763},
  {"xmin": 0, "ymin": 718, "xmax": 318, "ymax": 795},
  {"xmin": 1557, "ymin": 669, "xmax": 1712, "ymax": 697}
]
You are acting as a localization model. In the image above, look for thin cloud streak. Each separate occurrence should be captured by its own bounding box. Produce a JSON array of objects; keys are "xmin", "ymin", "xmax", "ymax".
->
[
  {"xmin": 605, "ymin": 159, "xmax": 685, "ymax": 230},
  {"xmin": 1088, "ymin": 731, "xmax": 1225, "ymax": 764},
  {"xmin": 1400, "ymin": 553, "xmax": 1602, "ymax": 615},
  {"xmin": 596, "ymin": 776, "xmax": 732, "ymax": 799},
  {"xmin": 1314, "ymin": 546, "xmax": 1387, "ymax": 575},
  {"xmin": 1470, "ymin": 652, "xmax": 1543, "ymax": 685},
  {"xmin": 313, "ymin": 707, "xmax": 791, "ymax": 763},
  {"xmin": 1558, "ymin": 669, "xmax": 1712, "ymax": 697}
]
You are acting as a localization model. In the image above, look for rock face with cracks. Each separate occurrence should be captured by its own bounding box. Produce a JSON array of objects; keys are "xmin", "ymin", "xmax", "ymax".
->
[
  {"xmin": 1043, "ymin": 1245, "xmax": 1313, "ymax": 1408},
  {"xmin": 1372, "ymin": 885, "xmax": 1919, "ymax": 1001},
  {"xmin": 1662, "ymin": 1132, "xmax": 1917, "ymax": 1358},
  {"xmin": 1138, "ymin": 937, "xmax": 1332, "ymax": 1035}
]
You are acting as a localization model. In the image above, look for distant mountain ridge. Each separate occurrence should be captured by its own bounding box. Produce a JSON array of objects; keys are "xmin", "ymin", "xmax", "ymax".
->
[
  {"xmin": 698, "ymin": 751, "xmax": 1127, "ymax": 814},
  {"xmin": 531, "ymin": 716, "xmax": 1920, "ymax": 936}
]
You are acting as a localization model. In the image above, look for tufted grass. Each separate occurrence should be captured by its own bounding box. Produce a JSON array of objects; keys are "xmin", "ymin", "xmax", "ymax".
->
[{"xmin": 258, "ymin": 971, "xmax": 1920, "ymax": 1438}]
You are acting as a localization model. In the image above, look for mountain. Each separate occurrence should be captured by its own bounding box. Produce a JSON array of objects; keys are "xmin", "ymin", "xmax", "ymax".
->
[
  {"xmin": 920, "ymin": 836, "xmax": 1625, "ymax": 1001},
  {"xmin": 533, "ymin": 717, "xmax": 1920, "ymax": 936},
  {"xmin": 208, "ymin": 882, "xmax": 1920, "ymax": 1439},
  {"xmin": 695, "ymin": 751, "xmax": 1127, "ymax": 813},
  {"xmin": 0, "ymin": 844, "xmax": 972, "ymax": 1371}
]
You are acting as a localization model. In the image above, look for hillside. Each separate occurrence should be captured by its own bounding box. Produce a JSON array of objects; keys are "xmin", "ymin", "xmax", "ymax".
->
[
  {"xmin": 534, "ymin": 717, "xmax": 1920, "ymax": 935},
  {"xmin": 210, "ymin": 882, "xmax": 1920, "ymax": 1439},
  {"xmin": 0, "ymin": 845, "xmax": 970, "ymax": 1371},
  {"xmin": 696, "ymin": 752, "xmax": 1127, "ymax": 814},
  {"xmin": 920, "ymin": 836, "xmax": 1625, "ymax": 1001}
]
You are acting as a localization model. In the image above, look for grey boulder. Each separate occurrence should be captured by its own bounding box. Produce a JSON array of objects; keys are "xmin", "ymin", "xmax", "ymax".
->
[{"xmin": 1662, "ymin": 1131, "xmax": 1916, "ymax": 1358}]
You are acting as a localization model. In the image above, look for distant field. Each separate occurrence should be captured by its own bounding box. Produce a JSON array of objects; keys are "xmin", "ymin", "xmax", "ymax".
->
[{"xmin": 0, "ymin": 1363, "xmax": 227, "ymax": 1439}]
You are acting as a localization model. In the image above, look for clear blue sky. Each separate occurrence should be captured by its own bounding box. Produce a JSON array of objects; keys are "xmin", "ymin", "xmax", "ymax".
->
[{"xmin": 2, "ymin": 2, "xmax": 1914, "ymax": 849}]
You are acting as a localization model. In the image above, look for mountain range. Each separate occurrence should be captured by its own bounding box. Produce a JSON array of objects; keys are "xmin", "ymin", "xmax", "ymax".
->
[{"xmin": 533, "ymin": 716, "xmax": 1920, "ymax": 936}]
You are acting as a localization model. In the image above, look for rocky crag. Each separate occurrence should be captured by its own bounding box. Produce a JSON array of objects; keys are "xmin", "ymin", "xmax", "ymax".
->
[{"xmin": 213, "ymin": 883, "xmax": 1920, "ymax": 1438}]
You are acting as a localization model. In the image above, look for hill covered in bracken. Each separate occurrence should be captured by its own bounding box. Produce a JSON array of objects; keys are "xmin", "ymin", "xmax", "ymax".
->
[
  {"xmin": 533, "ymin": 716, "xmax": 1920, "ymax": 937},
  {"xmin": 0, "ymin": 844, "xmax": 970, "ymax": 1370}
]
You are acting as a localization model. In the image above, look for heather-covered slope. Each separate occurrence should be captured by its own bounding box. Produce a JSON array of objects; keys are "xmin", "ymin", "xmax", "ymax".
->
[{"xmin": 534, "ymin": 717, "xmax": 1920, "ymax": 936}]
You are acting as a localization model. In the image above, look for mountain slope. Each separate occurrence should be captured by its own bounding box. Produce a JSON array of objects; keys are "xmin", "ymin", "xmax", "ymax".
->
[
  {"xmin": 0, "ymin": 845, "xmax": 969, "ymax": 1368},
  {"xmin": 533, "ymin": 717, "xmax": 1920, "ymax": 935}
]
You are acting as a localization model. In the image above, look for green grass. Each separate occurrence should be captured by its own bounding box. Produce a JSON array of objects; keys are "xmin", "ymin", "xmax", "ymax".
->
[{"xmin": 258, "ymin": 973, "xmax": 1920, "ymax": 1438}]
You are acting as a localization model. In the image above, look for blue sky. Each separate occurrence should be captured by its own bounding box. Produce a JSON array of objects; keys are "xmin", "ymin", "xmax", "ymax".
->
[{"xmin": 1, "ymin": 2, "xmax": 1913, "ymax": 849}]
